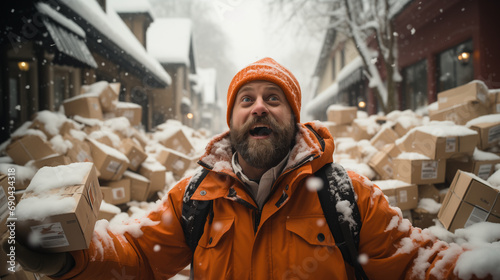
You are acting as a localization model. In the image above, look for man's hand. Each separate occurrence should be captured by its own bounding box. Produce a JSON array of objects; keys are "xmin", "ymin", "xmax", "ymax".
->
[{"xmin": 1, "ymin": 233, "xmax": 71, "ymax": 276}]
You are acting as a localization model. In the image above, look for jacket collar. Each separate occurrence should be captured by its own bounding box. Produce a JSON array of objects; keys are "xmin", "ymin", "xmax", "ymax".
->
[{"xmin": 191, "ymin": 122, "xmax": 335, "ymax": 203}]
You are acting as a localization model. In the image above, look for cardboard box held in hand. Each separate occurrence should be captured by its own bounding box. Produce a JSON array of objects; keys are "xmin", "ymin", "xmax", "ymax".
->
[{"xmin": 16, "ymin": 162, "xmax": 102, "ymax": 253}]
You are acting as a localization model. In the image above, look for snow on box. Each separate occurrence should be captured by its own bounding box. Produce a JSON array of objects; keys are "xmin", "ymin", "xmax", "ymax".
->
[
  {"xmin": 373, "ymin": 179, "xmax": 418, "ymax": 210},
  {"xmin": 16, "ymin": 162, "xmax": 102, "ymax": 252}
]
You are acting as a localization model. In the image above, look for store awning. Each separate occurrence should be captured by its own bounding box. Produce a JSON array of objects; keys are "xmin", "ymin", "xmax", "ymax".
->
[
  {"xmin": 36, "ymin": 3, "xmax": 97, "ymax": 68},
  {"xmin": 43, "ymin": 19, "xmax": 98, "ymax": 68}
]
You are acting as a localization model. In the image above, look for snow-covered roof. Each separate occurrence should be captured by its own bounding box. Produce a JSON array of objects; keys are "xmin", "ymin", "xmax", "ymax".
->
[
  {"xmin": 59, "ymin": 0, "xmax": 171, "ymax": 86},
  {"xmin": 147, "ymin": 18, "xmax": 192, "ymax": 66},
  {"xmin": 36, "ymin": 3, "xmax": 85, "ymax": 38},
  {"xmin": 197, "ymin": 68, "xmax": 217, "ymax": 104},
  {"xmin": 107, "ymin": 0, "xmax": 154, "ymax": 16}
]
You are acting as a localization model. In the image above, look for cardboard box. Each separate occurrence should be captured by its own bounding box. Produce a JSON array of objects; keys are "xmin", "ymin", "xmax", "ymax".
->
[
  {"xmin": 81, "ymin": 81, "xmax": 118, "ymax": 113},
  {"xmin": 375, "ymin": 180, "xmax": 418, "ymax": 210},
  {"xmin": 352, "ymin": 120, "xmax": 374, "ymax": 141},
  {"xmin": 429, "ymin": 101, "xmax": 489, "ymax": 125},
  {"xmin": 335, "ymin": 141, "xmax": 361, "ymax": 160},
  {"xmin": 101, "ymin": 179, "xmax": 131, "ymax": 205},
  {"xmin": 139, "ymin": 159, "xmax": 167, "ymax": 199},
  {"xmin": 16, "ymin": 163, "xmax": 102, "ymax": 252},
  {"xmin": 393, "ymin": 121, "xmax": 418, "ymax": 138},
  {"xmin": 438, "ymin": 170, "xmax": 500, "ymax": 232},
  {"xmin": 109, "ymin": 102, "xmax": 142, "ymax": 126},
  {"xmin": 63, "ymin": 94, "xmax": 103, "ymax": 120},
  {"xmin": 124, "ymin": 171, "xmax": 150, "ymax": 202},
  {"xmin": 368, "ymin": 151, "xmax": 393, "ymax": 180},
  {"xmin": 324, "ymin": 122, "xmax": 353, "ymax": 138},
  {"xmin": 157, "ymin": 147, "xmax": 192, "ymax": 178},
  {"xmin": 64, "ymin": 135, "xmax": 93, "ymax": 163},
  {"xmin": 121, "ymin": 138, "xmax": 147, "ymax": 171},
  {"xmin": 326, "ymin": 106, "xmax": 357, "ymax": 124},
  {"xmin": 87, "ymin": 138, "xmax": 129, "ymax": 181},
  {"xmin": 393, "ymin": 158, "xmax": 446, "ymax": 185},
  {"xmin": 381, "ymin": 143, "xmax": 402, "ymax": 158},
  {"xmin": 418, "ymin": 184, "xmax": 441, "ymax": 202},
  {"xmin": 437, "ymin": 81, "xmax": 489, "ymax": 110},
  {"xmin": 33, "ymin": 154, "xmax": 72, "ymax": 169},
  {"xmin": 370, "ymin": 126, "xmax": 399, "ymax": 150},
  {"xmin": 158, "ymin": 129, "xmax": 194, "ymax": 155},
  {"xmin": 6, "ymin": 134, "xmax": 56, "ymax": 165},
  {"xmin": 446, "ymin": 156, "xmax": 500, "ymax": 182},
  {"xmin": 411, "ymin": 208, "xmax": 438, "ymax": 229},
  {"xmin": 468, "ymin": 121, "xmax": 500, "ymax": 150},
  {"xmin": 397, "ymin": 129, "xmax": 478, "ymax": 160}
]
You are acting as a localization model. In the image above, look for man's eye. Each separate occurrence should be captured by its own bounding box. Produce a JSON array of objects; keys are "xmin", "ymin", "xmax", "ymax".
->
[
  {"xmin": 268, "ymin": 96, "xmax": 279, "ymax": 101},
  {"xmin": 242, "ymin": 97, "xmax": 252, "ymax": 102}
]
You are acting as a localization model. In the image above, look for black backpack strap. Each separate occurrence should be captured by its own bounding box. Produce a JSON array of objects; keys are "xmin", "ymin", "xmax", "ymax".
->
[
  {"xmin": 181, "ymin": 168, "xmax": 212, "ymax": 254},
  {"xmin": 316, "ymin": 162, "xmax": 369, "ymax": 280}
]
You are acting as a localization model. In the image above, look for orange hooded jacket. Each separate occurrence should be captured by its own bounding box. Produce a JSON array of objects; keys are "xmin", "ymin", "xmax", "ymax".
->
[{"xmin": 56, "ymin": 122, "xmax": 465, "ymax": 280}]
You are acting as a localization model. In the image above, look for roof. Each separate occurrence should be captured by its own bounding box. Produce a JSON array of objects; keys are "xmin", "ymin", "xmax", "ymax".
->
[
  {"xmin": 147, "ymin": 18, "xmax": 193, "ymax": 66},
  {"xmin": 59, "ymin": 0, "xmax": 171, "ymax": 86},
  {"xmin": 197, "ymin": 68, "xmax": 217, "ymax": 104},
  {"xmin": 107, "ymin": 0, "xmax": 154, "ymax": 19}
]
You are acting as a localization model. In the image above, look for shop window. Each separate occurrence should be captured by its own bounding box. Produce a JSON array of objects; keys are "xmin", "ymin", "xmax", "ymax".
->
[
  {"xmin": 402, "ymin": 59, "xmax": 428, "ymax": 111},
  {"xmin": 437, "ymin": 40, "xmax": 474, "ymax": 93}
]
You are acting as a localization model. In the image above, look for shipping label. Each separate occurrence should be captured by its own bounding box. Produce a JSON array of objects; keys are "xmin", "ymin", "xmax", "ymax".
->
[
  {"xmin": 445, "ymin": 137, "xmax": 457, "ymax": 153},
  {"xmin": 477, "ymin": 164, "xmax": 493, "ymax": 180},
  {"xmin": 488, "ymin": 125, "xmax": 500, "ymax": 143},
  {"xmin": 387, "ymin": 195, "xmax": 397, "ymax": 207},
  {"xmin": 112, "ymin": 187, "xmax": 126, "ymax": 200},
  {"xmin": 421, "ymin": 161, "xmax": 438, "ymax": 179},
  {"xmin": 464, "ymin": 207, "xmax": 488, "ymax": 228},
  {"xmin": 31, "ymin": 222, "xmax": 70, "ymax": 248},
  {"xmin": 76, "ymin": 150, "xmax": 91, "ymax": 162},
  {"xmin": 107, "ymin": 160, "xmax": 121, "ymax": 173},
  {"xmin": 383, "ymin": 164, "xmax": 393, "ymax": 177},
  {"xmin": 399, "ymin": 190, "xmax": 408, "ymax": 203},
  {"xmin": 496, "ymin": 104, "xmax": 500, "ymax": 113}
]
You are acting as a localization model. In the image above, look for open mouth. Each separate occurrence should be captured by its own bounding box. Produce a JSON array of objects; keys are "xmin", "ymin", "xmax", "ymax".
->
[{"xmin": 249, "ymin": 126, "xmax": 273, "ymax": 137}]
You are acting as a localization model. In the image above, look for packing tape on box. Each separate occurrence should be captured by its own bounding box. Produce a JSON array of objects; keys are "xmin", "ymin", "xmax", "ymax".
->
[{"xmin": 451, "ymin": 188, "xmax": 500, "ymax": 222}]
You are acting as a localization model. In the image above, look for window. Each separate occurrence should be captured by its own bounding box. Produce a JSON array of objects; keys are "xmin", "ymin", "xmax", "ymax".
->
[
  {"xmin": 402, "ymin": 59, "xmax": 428, "ymax": 111},
  {"xmin": 437, "ymin": 40, "xmax": 474, "ymax": 92}
]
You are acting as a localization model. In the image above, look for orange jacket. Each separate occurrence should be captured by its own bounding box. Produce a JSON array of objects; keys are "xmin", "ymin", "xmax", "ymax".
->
[{"xmin": 57, "ymin": 122, "xmax": 463, "ymax": 280}]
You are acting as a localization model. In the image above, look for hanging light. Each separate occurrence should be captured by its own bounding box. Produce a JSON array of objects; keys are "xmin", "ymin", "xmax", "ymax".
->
[{"xmin": 17, "ymin": 61, "xmax": 30, "ymax": 71}]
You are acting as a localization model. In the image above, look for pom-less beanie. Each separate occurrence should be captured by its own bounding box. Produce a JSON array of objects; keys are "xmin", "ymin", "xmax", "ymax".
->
[{"xmin": 226, "ymin": 57, "xmax": 301, "ymax": 126}]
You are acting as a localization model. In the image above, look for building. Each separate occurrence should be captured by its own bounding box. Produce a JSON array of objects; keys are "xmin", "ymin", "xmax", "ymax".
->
[
  {"xmin": 147, "ymin": 18, "xmax": 199, "ymax": 129},
  {"xmin": 0, "ymin": 0, "xmax": 172, "ymax": 142},
  {"xmin": 306, "ymin": 0, "xmax": 500, "ymax": 119}
]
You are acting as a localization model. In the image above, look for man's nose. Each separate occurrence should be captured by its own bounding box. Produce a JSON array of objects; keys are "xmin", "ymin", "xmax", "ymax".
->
[{"xmin": 251, "ymin": 98, "xmax": 269, "ymax": 117}]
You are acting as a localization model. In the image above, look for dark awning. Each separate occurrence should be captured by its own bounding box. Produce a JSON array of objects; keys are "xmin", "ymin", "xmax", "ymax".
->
[
  {"xmin": 43, "ymin": 18, "xmax": 97, "ymax": 69},
  {"xmin": 35, "ymin": 2, "xmax": 97, "ymax": 69}
]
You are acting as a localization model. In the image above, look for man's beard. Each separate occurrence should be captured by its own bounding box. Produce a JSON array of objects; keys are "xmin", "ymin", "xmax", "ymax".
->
[{"xmin": 230, "ymin": 115, "xmax": 296, "ymax": 170}]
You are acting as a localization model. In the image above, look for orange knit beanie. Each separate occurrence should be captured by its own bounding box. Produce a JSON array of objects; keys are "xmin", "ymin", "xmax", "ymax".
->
[{"xmin": 226, "ymin": 57, "xmax": 301, "ymax": 126}]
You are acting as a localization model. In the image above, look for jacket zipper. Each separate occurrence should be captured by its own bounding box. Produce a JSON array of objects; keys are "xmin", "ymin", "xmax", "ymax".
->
[{"xmin": 253, "ymin": 209, "xmax": 262, "ymax": 233}]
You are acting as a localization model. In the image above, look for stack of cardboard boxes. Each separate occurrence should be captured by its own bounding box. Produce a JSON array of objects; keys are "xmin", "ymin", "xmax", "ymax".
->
[
  {"xmin": 1, "ymin": 81, "xmax": 200, "ymax": 230},
  {"xmin": 327, "ymin": 81, "xmax": 500, "ymax": 231}
]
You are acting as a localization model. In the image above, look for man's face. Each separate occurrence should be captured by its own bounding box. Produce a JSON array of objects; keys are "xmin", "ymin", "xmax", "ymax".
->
[{"xmin": 229, "ymin": 81, "xmax": 296, "ymax": 169}]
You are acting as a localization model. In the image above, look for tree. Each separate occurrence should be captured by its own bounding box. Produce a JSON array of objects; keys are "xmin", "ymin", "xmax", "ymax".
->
[{"xmin": 268, "ymin": 0, "xmax": 405, "ymax": 114}]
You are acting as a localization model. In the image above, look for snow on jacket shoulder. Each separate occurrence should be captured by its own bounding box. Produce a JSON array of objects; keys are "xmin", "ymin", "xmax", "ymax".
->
[{"xmin": 56, "ymin": 122, "xmax": 470, "ymax": 280}]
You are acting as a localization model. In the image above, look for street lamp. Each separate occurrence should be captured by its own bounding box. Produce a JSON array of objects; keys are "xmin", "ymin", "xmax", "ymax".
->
[{"xmin": 187, "ymin": 113, "xmax": 194, "ymax": 119}]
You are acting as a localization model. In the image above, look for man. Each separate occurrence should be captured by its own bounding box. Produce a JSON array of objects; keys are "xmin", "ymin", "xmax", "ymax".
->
[{"xmin": 1, "ymin": 57, "xmax": 494, "ymax": 279}]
